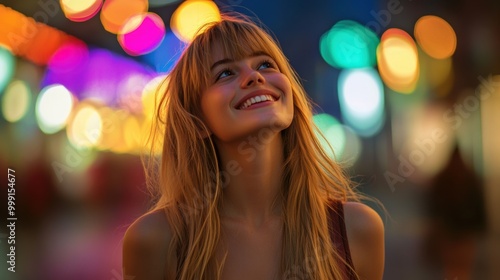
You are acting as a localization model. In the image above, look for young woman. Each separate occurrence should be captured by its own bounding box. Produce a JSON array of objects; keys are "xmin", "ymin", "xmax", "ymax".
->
[{"xmin": 123, "ymin": 14, "xmax": 384, "ymax": 280}]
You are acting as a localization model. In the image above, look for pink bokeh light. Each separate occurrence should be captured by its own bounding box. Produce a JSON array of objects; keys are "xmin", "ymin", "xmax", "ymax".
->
[{"xmin": 118, "ymin": 13, "xmax": 166, "ymax": 56}]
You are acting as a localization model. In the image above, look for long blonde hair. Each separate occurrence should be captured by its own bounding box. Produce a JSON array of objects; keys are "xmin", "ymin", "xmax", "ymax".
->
[{"xmin": 144, "ymin": 14, "xmax": 362, "ymax": 279}]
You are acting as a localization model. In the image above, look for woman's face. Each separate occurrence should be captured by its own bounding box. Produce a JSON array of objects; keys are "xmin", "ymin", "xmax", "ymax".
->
[{"xmin": 200, "ymin": 48, "xmax": 294, "ymax": 143}]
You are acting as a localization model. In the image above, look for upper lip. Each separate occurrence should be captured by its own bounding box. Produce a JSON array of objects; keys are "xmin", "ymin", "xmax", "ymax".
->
[{"xmin": 234, "ymin": 89, "xmax": 280, "ymax": 109}]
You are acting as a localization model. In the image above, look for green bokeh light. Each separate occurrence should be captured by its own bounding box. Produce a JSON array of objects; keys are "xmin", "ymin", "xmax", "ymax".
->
[
  {"xmin": 0, "ymin": 47, "xmax": 15, "ymax": 94},
  {"xmin": 2, "ymin": 80, "xmax": 31, "ymax": 123},
  {"xmin": 320, "ymin": 20, "xmax": 379, "ymax": 69},
  {"xmin": 313, "ymin": 113, "xmax": 346, "ymax": 160}
]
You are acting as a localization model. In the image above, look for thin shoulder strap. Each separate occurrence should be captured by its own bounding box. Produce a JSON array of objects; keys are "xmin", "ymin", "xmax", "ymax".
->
[{"xmin": 328, "ymin": 200, "xmax": 356, "ymax": 279}]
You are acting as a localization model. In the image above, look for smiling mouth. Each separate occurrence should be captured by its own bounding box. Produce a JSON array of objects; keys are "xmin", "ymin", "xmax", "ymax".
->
[{"xmin": 237, "ymin": 94, "xmax": 278, "ymax": 110}]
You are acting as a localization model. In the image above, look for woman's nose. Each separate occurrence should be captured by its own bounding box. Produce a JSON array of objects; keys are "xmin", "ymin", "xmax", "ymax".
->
[{"xmin": 241, "ymin": 69, "xmax": 265, "ymax": 88}]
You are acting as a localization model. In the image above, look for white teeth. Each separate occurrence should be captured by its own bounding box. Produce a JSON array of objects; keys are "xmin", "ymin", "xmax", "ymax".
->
[{"xmin": 239, "ymin": 95, "xmax": 275, "ymax": 109}]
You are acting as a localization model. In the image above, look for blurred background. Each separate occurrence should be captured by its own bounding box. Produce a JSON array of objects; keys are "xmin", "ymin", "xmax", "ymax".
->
[{"xmin": 0, "ymin": 0, "xmax": 499, "ymax": 279}]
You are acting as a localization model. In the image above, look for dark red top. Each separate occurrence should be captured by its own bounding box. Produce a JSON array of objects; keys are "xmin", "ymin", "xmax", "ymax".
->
[{"xmin": 328, "ymin": 200, "xmax": 357, "ymax": 279}]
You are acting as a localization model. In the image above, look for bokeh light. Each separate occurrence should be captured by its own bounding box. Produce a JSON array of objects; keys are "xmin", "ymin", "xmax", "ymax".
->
[
  {"xmin": 67, "ymin": 101, "xmax": 103, "ymax": 149},
  {"xmin": 116, "ymin": 73, "xmax": 152, "ymax": 114},
  {"xmin": 415, "ymin": 15, "xmax": 457, "ymax": 59},
  {"xmin": 320, "ymin": 20, "xmax": 379, "ymax": 69},
  {"xmin": 93, "ymin": 107, "xmax": 125, "ymax": 152},
  {"xmin": 44, "ymin": 48, "xmax": 155, "ymax": 106},
  {"xmin": 142, "ymin": 75, "xmax": 168, "ymax": 119},
  {"xmin": 338, "ymin": 68, "xmax": 385, "ymax": 137},
  {"xmin": 378, "ymin": 28, "xmax": 420, "ymax": 94},
  {"xmin": 0, "ymin": 5, "xmax": 77, "ymax": 65},
  {"xmin": 313, "ymin": 113, "xmax": 346, "ymax": 160},
  {"xmin": 0, "ymin": 5, "xmax": 24, "ymax": 53},
  {"xmin": 400, "ymin": 104, "xmax": 455, "ymax": 178},
  {"xmin": 80, "ymin": 49, "xmax": 155, "ymax": 106},
  {"xmin": 60, "ymin": 0, "xmax": 103, "ymax": 22},
  {"xmin": 2, "ymin": 80, "xmax": 31, "ymax": 122},
  {"xmin": 100, "ymin": 0, "xmax": 148, "ymax": 34},
  {"xmin": 36, "ymin": 84, "xmax": 75, "ymax": 134},
  {"xmin": 0, "ymin": 46, "xmax": 15, "ymax": 93},
  {"xmin": 42, "ymin": 45, "xmax": 81, "ymax": 97},
  {"xmin": 123, "ymin": 115, "xmax": 144, "ymax": 153},
  {"xmin": 43, "ymin": 40, "xmax": 89, "ymax": 98},
  {"xmin": 170, "ymin": 0, "xmax": 221, "ymax": 42},
  {"xmin": 341, "ymin": 125, "xmax": 362, "ymax": 166},
  {"xmin": 47, "ymin": 40, "xmax": 90, "ymax": 74},
  {"xmin": 28, "ymin": 24, "xmax": 73, "ymax": 65},
  {"xmin": 118, "ymin": 12, "xmax": 166, "ymax": 56}
]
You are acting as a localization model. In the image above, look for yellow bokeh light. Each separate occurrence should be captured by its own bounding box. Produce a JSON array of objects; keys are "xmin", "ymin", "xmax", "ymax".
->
[
  {"xmin": 120, "ymin": 14, "xmax": 144, "ymax": 34},
  {"xmin": 101, "ymin": 108, "xmax": 130, "ymax": 154},
  {"xmin": 382, "ymin": 38, "xmax": 417, "ymax": 79},
  {"xmin": 93, "ymin": 106, "xmax": 120, "ymax": 151},
  {"xmin": 36, "ymin": 84, "xmax": 74, "ymax": 134},
  {"xmin": 60, "ymin": 0, "xmax": 103, "ymax": 22},
  {"xmin": 123, "ymin": 115, "xmax": 144, "ymax": 154},
  {"xmin": 377, "ymin": 29, "xmax": 420, "ymax": 94},
  {"xmin": 2, "ymin": 80, "xmax": 31, "ymax": 123},
  {"xmin": 142, "ymin": 75, "xmax": 168, "ymax": 119},
  {"xmin": 170, "ymin": 0, "xmax": 221, "ymax": 42},
  {"xmin": 67, "ymin": 102, "xmax": 103, "ymax": 149},
  {"xmin": 415, "ymin": 15, "xmax": 457, "ymax": 59},
  {"xmin": 100, "ymin": 0, "xmax": 148, "ymax": 34}
]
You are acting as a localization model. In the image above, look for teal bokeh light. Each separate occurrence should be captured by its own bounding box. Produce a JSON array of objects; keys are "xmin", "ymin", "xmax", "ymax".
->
[
  {"xmin": 320, "ymin": 20, "xmax": 379, "ymax": 69},
  {"xmin": 0, "ymin": 47, "xmax": 15, "ymax": 94},
  {"xmin": 313, "ymin": 113, "xmax": 346, "ymax": 160}
]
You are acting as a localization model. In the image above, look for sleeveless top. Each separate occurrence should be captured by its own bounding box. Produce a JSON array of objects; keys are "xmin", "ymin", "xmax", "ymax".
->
[{"xmin": 328, "ymin": 200, "xmax": 357, "ymax": 280}]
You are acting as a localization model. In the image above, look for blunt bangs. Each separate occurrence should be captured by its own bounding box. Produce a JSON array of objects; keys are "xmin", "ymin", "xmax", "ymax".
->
[{"xmin": 188, "ymin": 18, "xmax": 289, "ymax": 89}]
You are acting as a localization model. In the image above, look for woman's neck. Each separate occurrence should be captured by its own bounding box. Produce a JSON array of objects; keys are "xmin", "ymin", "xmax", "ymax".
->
[{"xmin": 214, "ymin": 132, "xmax": 284, "ymax": 227}]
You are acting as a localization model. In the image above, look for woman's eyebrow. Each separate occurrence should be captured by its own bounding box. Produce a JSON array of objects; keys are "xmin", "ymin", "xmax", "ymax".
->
[
  {"xmin": 210, "ymin": 51, "xmax": 271, "ymax": 71},
  {"xmin": 210, "ymin": 58, "xmax": 233, "ymax": 71}
]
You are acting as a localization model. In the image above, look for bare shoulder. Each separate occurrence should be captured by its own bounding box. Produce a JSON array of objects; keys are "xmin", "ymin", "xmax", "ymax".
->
[
  {"xmin": 124, "ymin": 209, "xmax": 173, "ymax": 243},
  {"xmin": 343, "ymin": 202, "xmax": 385, "ymax": 280},
  {"xmin": 343, "ymin": 202, "xmax": 384, "ymax": 237},
  {"xmin": 123, "ymin": 209, "xmax": 175, "ymax": 280}
]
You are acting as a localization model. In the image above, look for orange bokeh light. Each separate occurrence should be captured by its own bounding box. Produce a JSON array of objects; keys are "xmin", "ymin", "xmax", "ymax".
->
[
  {"xmin": 415, "ymin": 15, "xmax": 457, "ymax": 59},
  {"xmin": 100, "ymin": 0, "xmax": 148, "ymax": 34}
]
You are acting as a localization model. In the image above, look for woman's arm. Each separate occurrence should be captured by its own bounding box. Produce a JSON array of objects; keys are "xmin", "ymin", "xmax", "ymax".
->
[
  {"xmin": 122, "ymin": 210, "xmax": 175, "ymax": 280},
  {"xmin": 344, "ymin": 202, "xmax": 385, "ymax": 280}
]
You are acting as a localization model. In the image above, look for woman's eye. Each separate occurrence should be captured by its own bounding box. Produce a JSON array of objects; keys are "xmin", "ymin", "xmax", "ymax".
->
[
  {"xmin": 258, "ymin": 61, "xmax": 274, "ymax": 70},
  {"xmin": 216, "ymin": 69, "xmax": 233, "ymax": 81}
]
